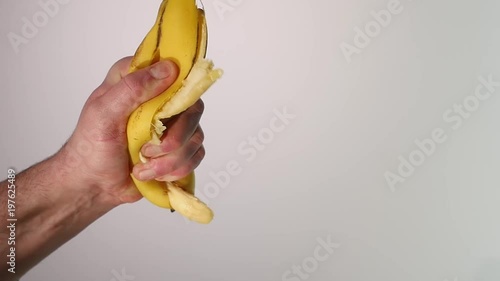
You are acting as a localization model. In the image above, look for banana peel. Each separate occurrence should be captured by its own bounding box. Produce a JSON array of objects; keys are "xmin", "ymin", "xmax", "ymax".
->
[{"xmin": 126, "ymin": 0, "xmax": 222, "ymax": 224}]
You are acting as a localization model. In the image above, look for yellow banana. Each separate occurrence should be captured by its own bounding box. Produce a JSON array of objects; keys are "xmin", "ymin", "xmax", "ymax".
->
[{"xmin": 127, "ymin": 0, "xmax": 223, "ymax": 224}]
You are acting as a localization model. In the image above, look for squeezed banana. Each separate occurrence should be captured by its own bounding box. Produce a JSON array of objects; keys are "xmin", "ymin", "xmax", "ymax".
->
[{"xmin": 127, "ymin": 0, "xmax": 222, "ymax": 224}]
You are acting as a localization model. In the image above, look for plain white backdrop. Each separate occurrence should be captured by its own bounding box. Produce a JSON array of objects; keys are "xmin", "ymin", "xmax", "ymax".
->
[{"xmin": 1, "ymin": 0, "xmax": 500, "ymax": 280}]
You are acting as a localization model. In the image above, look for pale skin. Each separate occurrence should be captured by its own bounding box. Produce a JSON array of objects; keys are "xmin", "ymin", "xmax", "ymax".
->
[{"xmin": 0, "ymin": 57, "xmax": 206, "ymax": 280}]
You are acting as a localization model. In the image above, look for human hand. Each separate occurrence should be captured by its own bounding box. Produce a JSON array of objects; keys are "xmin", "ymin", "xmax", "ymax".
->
[{"xmin": 57, "ymin": 57, "xmax": 206, "ymax": 206}]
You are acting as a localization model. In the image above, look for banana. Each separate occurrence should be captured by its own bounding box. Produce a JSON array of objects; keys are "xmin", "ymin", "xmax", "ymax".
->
[{"xmin": 126, "ymin": 0, "xmax": 222, "ymax": 224}]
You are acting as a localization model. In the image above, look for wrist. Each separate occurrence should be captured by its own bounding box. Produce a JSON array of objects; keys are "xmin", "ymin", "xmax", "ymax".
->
[
  {"xmin": 5, "ymin": 151, "xmax": 119, "ymax": 275},
  {"xmin": 54, "ymin": 145, "xmax": 122, "ymax": 208}
]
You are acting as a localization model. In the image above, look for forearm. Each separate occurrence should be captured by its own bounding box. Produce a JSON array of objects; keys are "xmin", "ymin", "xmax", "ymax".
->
[
  {"xmin": 0, "ymin": 58, "xmax": 193, "ymax": 280},
  {"xmin": 0, "ymin": 150, "xmax": 118, "ymax": 279}
]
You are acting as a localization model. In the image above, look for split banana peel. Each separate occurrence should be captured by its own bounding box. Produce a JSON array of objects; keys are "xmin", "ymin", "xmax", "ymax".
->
[{"xmin": 127, "ymin": 0, "xmax": 223, "ymax": 224}]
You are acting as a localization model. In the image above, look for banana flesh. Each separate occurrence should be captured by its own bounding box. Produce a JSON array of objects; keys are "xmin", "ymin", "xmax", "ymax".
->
[{"xmin": 126, "ymin": 0, "xmax": 222, "ymax": 224}]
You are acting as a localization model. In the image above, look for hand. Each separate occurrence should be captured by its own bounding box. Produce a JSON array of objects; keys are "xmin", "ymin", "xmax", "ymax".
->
[{"xmin": 58, "ymin": 57, "xmax": 206, "ymax": 205}]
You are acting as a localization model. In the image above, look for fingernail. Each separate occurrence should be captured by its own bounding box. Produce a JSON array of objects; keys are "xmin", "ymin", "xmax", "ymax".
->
[
  {"xmin": 149, "ymin": 61, "xmax": 174, "ymax": 80},
  {"xmin": 138, "ymin": 169, "xmax": 156, "ymax": 181},
  {"xmin": 143, "ymin": 145, "xmax": 163, "ymax": 157}
]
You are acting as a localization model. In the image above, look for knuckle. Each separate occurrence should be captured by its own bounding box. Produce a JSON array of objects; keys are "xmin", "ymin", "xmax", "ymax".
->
[
  {"xmin": 111, "ymin": 57, "xmax": 133, "ymax": 77},
  {"xmin": 172, "ymin": 167, "xmax": 192, "ymax": 180},
  {"xmin": 87, "ymin": 88, "xmax": 104, "ymax": 102},
  {"xmin": 197, "ymin": 146, "xmax": 206, "ymax": 161},
  {"xmin": 179, "ymin": 148, "xmax": 204, "ymax": 175},
  {"xmin": 167, "ymin": 134, "xmax": 183, "ymax": 150},
  {"xmin": 192, "ymin": 146, "xmax": 206, "ymax": 165},
  {"xmin": 152, "ymin": 156, "xmax": 176, "ymax": 176},
  {"xmin": 82, "ymin": 99, "xmax": 101, "ymax": 116},
  {"xmin": 191, "ymin": 128, "xmax": 205, "ymax": 147},
  {"xmin": 103, "ymin": 57, "xmax": 133, "ymax": 87},
  {"xmin": 191, "ymin": 99, "xmax": 205, "ymax": 115},
  {"xmin": 170, "ymin": 163, "xmax": 196, "ymax": 181}
]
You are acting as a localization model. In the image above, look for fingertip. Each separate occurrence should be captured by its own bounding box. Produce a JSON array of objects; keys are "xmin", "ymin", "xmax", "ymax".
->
[{"xmin": 132, "ymin": 163, "xmax": 157, "ymax": 182}]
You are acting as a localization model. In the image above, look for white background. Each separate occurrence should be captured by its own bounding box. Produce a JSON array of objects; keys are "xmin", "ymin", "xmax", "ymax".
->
[{"xmin": 1, "ymin": 0, "xmax": 500, "ymax": 280}]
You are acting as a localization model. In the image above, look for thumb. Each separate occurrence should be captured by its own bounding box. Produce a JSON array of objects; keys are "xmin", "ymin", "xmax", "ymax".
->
[{"xmin": 98, "ymin": 60, "xmax": 179, "ymax": 120}]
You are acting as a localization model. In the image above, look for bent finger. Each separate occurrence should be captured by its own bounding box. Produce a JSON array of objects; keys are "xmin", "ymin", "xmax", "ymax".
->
[
  {"xmin": 155, "ymin": 146, "xmax": 205, "ymax": 182},
  {"xmin": 141, "ymin": 100, "xmax": 205, "ymax": 158},
  {"xmin": 132, "ymin": 127, "xmax": 204, "ymax": 181}
]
